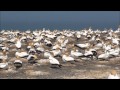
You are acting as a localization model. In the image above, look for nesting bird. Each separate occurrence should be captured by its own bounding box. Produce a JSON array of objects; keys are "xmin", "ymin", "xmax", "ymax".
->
[
  {"xmin": 27, "ymin": 54, "xmax": 38, "ymax": 64},
  {"xmin": 0, "ymin": 27, "xmax": 120, "ymax": 75},
  {"xmin": 75, "ymin": 43, "xmax": 90, "ymax": 49},
  {"xmin": 14, "ymin": 55, "xmax": 23, "ymax": 70},
  {"xmin": 15, "ymin": 49, "xmax": 28, "ymax": 58},
  {"xmin": 0, "ymin": 62, "xmax": 8, "ymax": 70},
  {"xmin": 108, "ymin": 70, "xmax": 119, "ymax": 79},
  {"xmin": 62, "ymin": 52, "xmax": 75, "ymax": 63},
  {"xmin": 98, "ymin": 50, "xmax": 110, "ymax": 60},
  {"xmin": 50, "ymin": 47, "xmax": 61, "ymax": 57},
  {"xmin": 70, "ymin": 47, "xmax": 83, "ymax": 58}
]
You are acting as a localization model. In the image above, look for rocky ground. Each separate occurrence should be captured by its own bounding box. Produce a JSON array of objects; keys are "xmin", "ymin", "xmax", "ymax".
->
[
  {"xmin": 0, "ymin": 57, "xmax": 120, "ymax": 79},
  {"xmin": 0, "ymin": 30, "xmax": 120, "ymax": 79}
]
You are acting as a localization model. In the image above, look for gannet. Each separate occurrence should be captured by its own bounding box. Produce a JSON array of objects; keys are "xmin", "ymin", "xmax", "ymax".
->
[
  {"xmin": 108, "ymin": 70, "xmax": 119, "ymax": 79},
  {"xmin": 15, "ymin": 37, "xmax": 22, "ymax": 49},
  {"xmin": 62, "ymin": 53, "xmax": 75, "ymax": 62},
  {"xmin": 0, "ymin": 62, "xmax": 8, "ymax": 69},
  {"xmin": 27, "ymin": 54, "xmax": 38, "ymax": 64},
  {"xmin": 49, "ymin": 54, "xmax": 62, "ymax": 68},
  {"xmin": 15, "ymin": 49, "xmax": 29, "ymax": 58},
  {"xmin": 70, "ymin": 48, "xmax": 83, "ymax": 58},
  {"xmin": 14, "ymin": 55, "xmax": 23, "ymax": 70},
  {"xmin": 98, "ymin": 50, "xmax": 110, "ymax": 60},
  {"xmin": 76, "ymin": 43, "xmax": 90, "ymax": 49}
]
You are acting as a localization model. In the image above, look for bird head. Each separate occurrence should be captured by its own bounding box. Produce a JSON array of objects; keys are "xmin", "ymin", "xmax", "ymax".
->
[{"xmin": 110, "ymin": 70, "xmax": 117, "ymax": 76}]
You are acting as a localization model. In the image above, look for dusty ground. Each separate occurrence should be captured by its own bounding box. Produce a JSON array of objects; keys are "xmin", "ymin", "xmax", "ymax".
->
[{"xmin": 0, "ymin": 57, "xmax": 120, "ymax": 79}]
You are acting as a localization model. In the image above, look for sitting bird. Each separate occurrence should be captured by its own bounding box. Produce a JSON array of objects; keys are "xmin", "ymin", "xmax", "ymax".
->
[
  {"xmin": 108, "ymin": 70, "xmax": 119, "ymax": 79},
  {"xmin": 27, "ymin": 54, "xmax": 38, "ymax": 64},
  {"xmin": 14, "ymin": 55, "xmax": 23, "ymax": 70}
]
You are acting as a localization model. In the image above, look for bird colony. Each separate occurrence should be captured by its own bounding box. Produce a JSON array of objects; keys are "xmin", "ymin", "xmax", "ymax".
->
[{"xmin": 0, "ymin": 27, "xmax": 120, "ymax": 77}]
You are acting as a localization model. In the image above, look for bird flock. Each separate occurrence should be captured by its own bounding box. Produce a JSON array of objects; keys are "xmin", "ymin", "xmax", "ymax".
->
[{"xmin": 0, "ymin": 27, "xmax": 120, "ymax": 76}]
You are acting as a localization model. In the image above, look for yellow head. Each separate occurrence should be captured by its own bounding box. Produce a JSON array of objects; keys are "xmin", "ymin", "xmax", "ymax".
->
[
  {"xmin": 16, "ymin": 55, "xmax": 20, "ymax": 59},
  {"xmin": 34, "ymin": 55, "xmax": 38, "ymax": 60},
  {"xmin": 110, "ymin": 70, "xmax": 117, "ymax": 76}
]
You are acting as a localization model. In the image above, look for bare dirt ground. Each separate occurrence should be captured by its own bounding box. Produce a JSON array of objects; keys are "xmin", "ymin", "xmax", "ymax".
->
[{"xmin": 0, "ymin": 57, "xmax": 120, "ymax": 79}]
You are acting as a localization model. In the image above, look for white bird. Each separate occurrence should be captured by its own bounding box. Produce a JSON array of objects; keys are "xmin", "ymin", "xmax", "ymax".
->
[
  {"xmin": 109, "ymin": 49, "xmax": 120, "ymax": 57},
  {"xmin": 36, "ymin": 47, "xmax": 44, "ymax": 53},
  {"xmin": 70, "ymin": 50, "xmax": 83, "ymax": 57},
  {"xmin": 50, "ymin": 48, "xmax": 61, "ymax": 57},
  {"xmin": 89, "ymin": 35, "xmax": 96, "ymax": 42},
  {"xmin": 44, "ymin": 51, "xmax": 51, "ymax": 59},
  {"xmin": 80, "ymin": 57, "xmax": 92, "ymax": 60},
  {"xmin": 83, "ymin": 48, "xmax": 98, "ymax": 60},
  {"xmin": 76, "ymin": 34, "xmax": 81, "ymax": 38},
  {"xmin": 15, "ymin": 38, "xmax": 22, "ymax": 49},
  {"xmin": 49, "ymin": 55, "xmax": 61, "ymax": 68},
  {"xmin": 103, "ymin": 44, "xmax": 111, "ymax": 51},
  {"xmin": 52, "ymin": 44, "xmax": 62, "ymax": 50},
  {"xmin": 112, "ymin": 38, "xmax": 119, "ymax": 45},
  {"xmin": 62, "ymin": 53, "xmax": 74, "ymax": 62},
  {"xmin": 108, "ymin": 70, "xmax": 119, "ymax": 79},
  {"xmin": 94, "ymin": 41, "xmax": 103, "ymax": 50},
  {"xmin": 27, "ymin": 54, "xmax": 38, "ymax": 64},
  {"xmin": 28, "ymin": 48, "xmax": 36, "ymax": 54},
  {"xmin": 84, "ymin": 50, "xmax": 93, "ymax": 56},
  {"xmin": 98, "ymin": 50, "xmax": 110, "ymax": 60},
  {"xmin": 76, "ymin": 43, "xmax": 90, "ymax": 49},
  {"xmin": 0, "ymin": 63, "xmax": 8, "ymax": 69},
  {"xmin": 34, "ymin": 42, "xmax": 40, "ymax": 47},
  {"xmin": 14, "ymin": 59, "xmax": 23, "ymax": 69},
  {"xmin": 20, "ymin": 36, "xmax": 27, "ymax": 41},
  {"xmin": 15, "ymin": 51, "xmax": 28, "ymax": 58}
]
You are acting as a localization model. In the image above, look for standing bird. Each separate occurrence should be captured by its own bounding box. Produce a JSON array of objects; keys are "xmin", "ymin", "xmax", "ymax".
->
[
  {"xmin": 15, "ymin": 37, "xmax": 22, "ymax": 50},
  {"xmin": 49, "ymin": 53, "xmax": 62, "ymax": 68}
]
